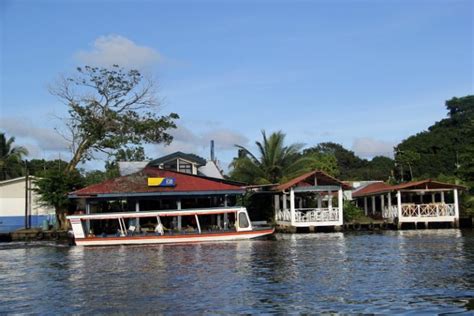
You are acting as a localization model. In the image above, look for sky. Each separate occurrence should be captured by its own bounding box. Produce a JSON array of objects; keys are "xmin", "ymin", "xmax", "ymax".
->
[{"xmin": 0, "ymin": 0, "xmax": 473, "ymax": 171}]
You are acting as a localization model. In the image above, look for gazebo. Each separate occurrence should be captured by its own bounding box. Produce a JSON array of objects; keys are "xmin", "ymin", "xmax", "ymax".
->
[
  {"xmin": 272, "ymin": 170, "xmax": 352, "ymax": 229},
  {"xmin": 352, "ymin": 179, "xmax": 465, "ymax": 228}
]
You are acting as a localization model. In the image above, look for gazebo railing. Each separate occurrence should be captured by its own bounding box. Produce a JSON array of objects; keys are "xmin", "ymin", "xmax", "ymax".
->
[
  {"xmin": 276, "ymin": 208, "xmax": 339, "ymax": 223},
  {"xmin": 383, "ymin": 203, "xmax": 455, "ymax": 219},
  {"xmin": 401, "ymin": 203, "xmax": 455, "ymax": 217}
]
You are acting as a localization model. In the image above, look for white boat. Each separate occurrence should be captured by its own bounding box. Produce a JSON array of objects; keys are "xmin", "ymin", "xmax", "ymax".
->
[{"xmin": 67, "ymin": 207, "xmax": 274, "ymax": 246}]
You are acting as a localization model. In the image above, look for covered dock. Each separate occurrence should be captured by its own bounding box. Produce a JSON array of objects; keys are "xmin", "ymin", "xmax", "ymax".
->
[
  {"xmin": 271, "ymin": 170, "xmax": 352, "ymax": 229},
  {"xmin": 352, "ymin": 179, "xmax": 465, "ymax": 228}
]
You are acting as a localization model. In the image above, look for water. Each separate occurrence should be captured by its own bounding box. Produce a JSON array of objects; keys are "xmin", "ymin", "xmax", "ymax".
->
[{"xmin": 1, "ymin": 230, "xmax": 473, "ymax": 314}]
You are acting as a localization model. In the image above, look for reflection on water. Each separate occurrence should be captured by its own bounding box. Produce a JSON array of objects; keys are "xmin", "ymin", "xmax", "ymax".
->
[{"xmin": 1, "ymin": 230, "xmax": 473, "ymax": 314}]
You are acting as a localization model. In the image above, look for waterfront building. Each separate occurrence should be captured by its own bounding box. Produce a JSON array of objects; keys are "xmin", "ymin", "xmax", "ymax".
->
[
  {"xmin": 0, "ymin": 177, "xmax": 55, "ymax": 233},
  {"xmin": 271, "ymin": 170, "xmax": 352, "ymax": 230},
  {"xmin": 352, "ymin": 179, "xmax": 465, "ymax": 228},
  {"xmin": 68, "ymin": 166, "xmax": 245, "ymax": 234}
]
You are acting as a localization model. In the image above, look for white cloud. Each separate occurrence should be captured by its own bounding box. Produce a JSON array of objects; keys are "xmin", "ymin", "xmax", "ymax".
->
[
  {"xmin": 150, "ymin": 123, "xmax": 248, "ymax": 160},
  {"xmin": 75, "ymin": 35, "xmax": 160, "ymax": 68},
  {"xmin": 0, "ymin": 117, "xmax": 70, "ymax": 155},
  {"xmin": 351, "ymin": 137, "xmax": 396, "ymax": 159}
]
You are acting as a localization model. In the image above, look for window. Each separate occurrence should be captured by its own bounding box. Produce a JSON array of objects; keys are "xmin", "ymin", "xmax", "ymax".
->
[
  {"xmin": 179, "ymin": 162, "xmax": 192, "ymax": 174},
  {"xmin": 238, "ymin": 212, "xmax": 250, "ymax": 229}
]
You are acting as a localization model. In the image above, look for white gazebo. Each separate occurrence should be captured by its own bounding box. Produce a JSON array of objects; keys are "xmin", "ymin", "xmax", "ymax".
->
[
  {"xmin": 272, "ymin": 170, "xmax": 352, "ymax": 229},
  {"xmin": 352, "ymin": 179, "xmax": 465, "ymax": 228}
]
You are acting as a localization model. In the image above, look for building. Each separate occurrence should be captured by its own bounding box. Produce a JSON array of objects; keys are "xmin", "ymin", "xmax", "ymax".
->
[
  {"xmin": 118, "ymin": 151, "xmax": 224, "ymax": 179},
  {"xmin": 0, "ymin": 177, "xmax": 55, "ymax": 233},
  {"xmin": 352, "ymin": 179, "xmax": 465, "ymax": 228},
  {"xmin": 269, "ymin": 170, "xmax": 352, "ymax": 229},
  {"xmin": 68, "ymin": 166, "xmax": 245, "ymax": 233}
]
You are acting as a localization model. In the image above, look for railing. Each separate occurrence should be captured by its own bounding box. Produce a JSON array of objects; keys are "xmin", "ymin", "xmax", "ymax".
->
[
  {"xmin": 276, "ymin": 208, "xmax": 339, "ymax": 223},
  {"xmin": 382, "ymin": 203, "xmax": 455, "ymax": 219},
  {"xmin": 383, "ymin": 205, "xmax": 398, "ymax": 219},
  {"xmin": 401, "ymin": 203, "xmax": 455, "ymax": 218}
]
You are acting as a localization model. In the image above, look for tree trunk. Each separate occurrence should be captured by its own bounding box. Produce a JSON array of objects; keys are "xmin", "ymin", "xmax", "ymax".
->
[
  {"xmin": 55, "ymin": 207, "xmax": 70, "ymax": 231},
  {"xmin": 66, "ymin": 139, "xmax": 90, "ymax": 174}
]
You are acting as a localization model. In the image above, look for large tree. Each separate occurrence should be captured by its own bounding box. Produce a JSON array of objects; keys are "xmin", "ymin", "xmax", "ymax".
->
[
  {"xmin": 51, "ymin": 65, "xmax": 179, "ymax": 173},
  {"xmin": 37, "ymin": 65, "xmax": 179, "ymax": 229},
  {"xmin": 0, "ymin": 133, "xmax": 29, "ymax": 180},
  {"xmin": 229, "ymin": 130, "xmax": 330, "ymax": 184}
]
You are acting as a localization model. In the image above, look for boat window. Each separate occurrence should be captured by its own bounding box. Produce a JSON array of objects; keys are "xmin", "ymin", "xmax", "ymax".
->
[{"xmin": 238, "ymin": 212, "xmax": 250, "ymax": 229}]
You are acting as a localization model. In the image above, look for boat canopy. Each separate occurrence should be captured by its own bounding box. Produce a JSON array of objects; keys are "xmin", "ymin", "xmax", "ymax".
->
[{"xmin": 67, "ymin": 207, "xmax": 246, "ymax": 221}]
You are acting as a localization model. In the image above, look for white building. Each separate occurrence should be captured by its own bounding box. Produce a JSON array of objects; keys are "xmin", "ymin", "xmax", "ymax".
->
[{"xmin": 0, "ymin": 177, "xmax": 55, "ymax": 233}]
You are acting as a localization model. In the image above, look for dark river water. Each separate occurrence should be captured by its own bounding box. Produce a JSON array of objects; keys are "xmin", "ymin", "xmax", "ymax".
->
[{"xmin": 1, "ymin": 229, "xmax": 474, "ymax": 314}]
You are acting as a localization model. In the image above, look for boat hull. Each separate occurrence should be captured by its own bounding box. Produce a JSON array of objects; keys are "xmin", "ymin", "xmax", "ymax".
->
[{"xmin": 73, "ymin": 228, "xmax": 274, "ymax": 246}]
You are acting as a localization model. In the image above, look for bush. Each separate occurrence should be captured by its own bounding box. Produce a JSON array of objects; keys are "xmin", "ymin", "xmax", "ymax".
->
[{"xmin": 343, "ymin": 201, "xmax": 365, "ymax": 222}]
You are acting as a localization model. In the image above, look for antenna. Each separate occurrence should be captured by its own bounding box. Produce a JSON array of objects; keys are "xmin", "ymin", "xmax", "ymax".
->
[{"xmin": 210, "ymin": 140, "xmax": 215, "ymax": 161}]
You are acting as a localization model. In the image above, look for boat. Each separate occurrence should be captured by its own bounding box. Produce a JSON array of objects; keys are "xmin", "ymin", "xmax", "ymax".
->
[{"xmin": 67, "ymin": 207, "xmax": 274, "ymax": 246}]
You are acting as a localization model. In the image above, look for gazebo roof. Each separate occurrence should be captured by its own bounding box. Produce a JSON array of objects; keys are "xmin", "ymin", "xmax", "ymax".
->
[
  {"xmin": 69, "ymin": 167, "xmax": 245, "ymax": 199},
  {"xmin": 273, "ymin": 170, "xmax": 352, "ymax": 192},
  {"xmin": 352, "ymin": 179, "xmax": 466, "ymax": 198}
]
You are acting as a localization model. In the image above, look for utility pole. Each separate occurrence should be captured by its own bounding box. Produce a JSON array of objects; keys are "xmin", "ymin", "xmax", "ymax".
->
[{"xmin": 24, "ymin": 161, "xmax": 29, "ymax": 229}]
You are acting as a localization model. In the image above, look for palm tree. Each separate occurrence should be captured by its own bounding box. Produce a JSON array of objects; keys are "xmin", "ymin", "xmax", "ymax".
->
[
  {"xmin": 229, "ymin": 130, "xmax": 317, "ymax": 184},
  {"xmin": 0, "ymin": 133, "xmax": 29, "ymax": 180}
]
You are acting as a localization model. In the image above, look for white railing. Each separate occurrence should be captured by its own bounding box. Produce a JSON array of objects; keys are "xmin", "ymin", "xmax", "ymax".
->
[
  {"xmin": 383, "ymin": 205, "xmax": 398, "ymax": 219},
  {"xmin": 276, "ymin": 208, "xmax": 339, "ymax": 223},
  {"xmin": 401, "ymin": 203, "xmax": 455, "ymax": 218},
  {"xmin": 383, "ymin": 203, "xmax": 455, "ymax": 219}
]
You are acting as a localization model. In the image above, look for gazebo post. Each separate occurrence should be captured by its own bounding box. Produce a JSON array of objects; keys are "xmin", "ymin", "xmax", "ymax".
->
[
  {"xmin": 283, "ymin": 193, "xmax": 288, "ymax": 210},
  {"xmin": 86, "ymin": 201, "xmax": 91, "ymax": 235},
  {"xmin": 381, "ymin": 194, "xmax": 385, "ymax": 215},
  {"xmin": 338, "ymin": 188, "xmax": 343, "ymax": 225},
  {"xmin": 364, "ymin": 197, "xmax": 368, "ymax": 216},
  {"xmin": 317, "ymin": 194, "xmax": 322, "ymax": 209},
  {"xmin": 453, "ymin": 188, "xmax": 459, "ymax": 228},
  {"xmin": 371, "ymin": 196, "xmax": 376, "ymax": 215},
  {"xmin": 397, "ymin": 190, "xmax": 402, "ymax": 229},
  {"xmin": 290, "ymin": 188, "xmax": 295, "ymax": 225},
  {"xmin": 441, "ymin": 191, "xmax": 445, "ymax": 203},
  {"xmin": 274, "ymin": 194, "xmax": 280, "ymax": 222}
]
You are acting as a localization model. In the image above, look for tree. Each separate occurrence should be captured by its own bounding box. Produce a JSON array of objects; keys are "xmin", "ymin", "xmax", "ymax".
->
[
  {"xmin": 50, "ymin": 65, "xmax": 179, "ymax": 173},
  {"xmin": 0, "ymin": 133, "xmax": 28, "ymax": 180},
  {"xmin": 38, "ymin": 65, "xmax": 179, "ymax": 229},
  {"xmin": 229, "ymin": 130, "xmax": 322, "ymax": 184},
  {"xmin": 304, "ymin": 142, "xmax": 367, "ymax": 180},
  {"xmin": 34, "ymin": 167, "xmax": 84, "ymax": 228},
  {"xmin": 27, "ymin": 159, "xmax": 68, "ymax": 177},
  {"xmin": 394, "ymin": 149, "xmax": 420, "ymax": 181}
]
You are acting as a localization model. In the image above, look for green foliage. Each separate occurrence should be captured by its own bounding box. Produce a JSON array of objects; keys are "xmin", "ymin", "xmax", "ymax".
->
[
  {"xmin": 0, "ymin": 133, "xmax": 28, "ymax": 180},
  {"xmin": 304, "ymin": 142, "xmax": 394, "ymax": 181},
  {"xmin": 26, "ymin": 159, "xmax": 68, "ymax": 177},
  {"xmin": 51, "ymin": 65, "xmax": 179, "ymax": 172},
  {"xmin": 396, "ymin": 95, "xmax": 473, "ymax": 183},
  {"xmin": 343, "ymin": 201, "xmax": 365, "ymax": 222},
  {"xmin": 229, "ymin": 130, "xmax": 331, "ymax": 184},
  {"xmin": 34, "ymin": 167, "xmax": 84, "ymax": 228},
  {"xmin": 394, "ymin": 149, "xmax": 420, "ymax": 180}
]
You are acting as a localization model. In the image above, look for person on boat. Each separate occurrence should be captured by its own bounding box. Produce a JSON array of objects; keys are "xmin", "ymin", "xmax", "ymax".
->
[{"xmin": 155, "ymin": 222, "xmax": 164, "ymax": 235}]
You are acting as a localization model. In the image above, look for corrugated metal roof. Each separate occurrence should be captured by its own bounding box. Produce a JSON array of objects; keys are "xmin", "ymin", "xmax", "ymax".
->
[
  {"xmin": 69, "ymin": 167, "xmax": 244, "ymax": 197},
  {"xmin": 274, "ymin": 170, "xmax": 352, "ymax": 191},
  {"xmin": 352, "ymin": 179, "xmax": 466, "ymax": 198}
]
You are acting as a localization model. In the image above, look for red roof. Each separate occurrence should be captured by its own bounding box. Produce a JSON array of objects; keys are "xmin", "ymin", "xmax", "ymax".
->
[
  {"xmin": 70, "ymin": 167, "xmax": 244, "ymax": 197},
  {"xmin": 274, "ymin": 170, "xmax": 352, "ymax": 191},
  {"xmin": 352, "ymin": 179, "xmax": 466, "ymax": 198}
]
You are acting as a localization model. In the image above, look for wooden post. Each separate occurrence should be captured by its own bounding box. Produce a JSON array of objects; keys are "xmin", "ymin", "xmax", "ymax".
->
[
  {"xmin": 371, "ymin": 196, "xmax": 376, "ymax": 215},
  {"xmin": 381, "ymin": 194, "xmax": 385, "ymax": 214},
  {"xmin": 441, "ymin": 191, "xmax": 445, "ymax": 203},
  {"xmin": 453, "ymin": 188, "xmax": 459, "ymax": 227},
  {"xmin": 431, "ymin": 193, "xmax": 436, "ymax": 203},
  {"xmin": 364, "ymin": 197, "xmax": 368, "ymax": 216},
  {"xmin": 223, "ymin": 196, "xmax": 229, "ymax": 229},
  {"xmin": 328, "ymin": 191, "xmax": 332, "ymax": 211},
  {"xmin": 177, "ymin": 199, "xmax": 182, "ymax": 230},
  {"xmin": 86, "ymin": 201, "xmax": 91, "ymax": 235},
  {"xmin": 317, "ymin": 194, "xmax": 322, "ymax": 209},
  {"xmin": 283, "ymin": 193, "xmax": 288, "ymax": 210},
  {"xmin": 397, "ymin": 191, "xmax": 402, "ymax": 229},
  {"xmin": 290, "ymin": 188, "xmax": 295, "ymax": 225}
]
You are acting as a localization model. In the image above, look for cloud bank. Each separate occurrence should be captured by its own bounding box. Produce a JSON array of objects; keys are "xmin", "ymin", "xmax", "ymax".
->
[
  {"xmin": 352, "ymin": 137, "xmax": 396, "ymax": 159},
  {"xmin": 75, "ymin": 35, "xmax": 160, "ymax": 68}
]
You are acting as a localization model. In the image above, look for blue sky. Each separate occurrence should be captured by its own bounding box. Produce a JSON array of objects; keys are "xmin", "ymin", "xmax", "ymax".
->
[{"xmin": 1, "ymin": 0, "xmax": 472, "ymax": 170}]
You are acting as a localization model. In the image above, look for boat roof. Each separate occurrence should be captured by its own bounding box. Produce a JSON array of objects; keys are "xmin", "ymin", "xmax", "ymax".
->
[{"xmin": 67, "ymin": 207, "xmax": 246, "ymax": 220}]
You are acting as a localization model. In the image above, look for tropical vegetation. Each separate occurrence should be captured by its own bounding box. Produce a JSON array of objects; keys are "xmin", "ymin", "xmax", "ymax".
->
[{"xmin": 0, "ymin": 133, "xmax": 29, "ymax": 181}]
